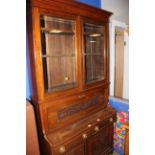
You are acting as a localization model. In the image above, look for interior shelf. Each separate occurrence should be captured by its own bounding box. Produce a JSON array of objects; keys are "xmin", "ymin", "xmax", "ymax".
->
[
  {"xmin": 84, "ymin": 53, "xmax": 104, "ymax": 56},
  {"xmin": 86, "ymin": 78, "xmax": 104, "ymax": 84},
  {"xmin": 41, "ymin": 27, "xmax": 75, "ymax": 35},
  {"xmin": 84, "ymin": 32, "xmax": 103, "ymax": 37},
  {"xmin": 86, "ymin": 67, "xmax": 104, "ymax": 69},
  {"xmin": 42, "ymin": 54, "xmax": 75, "ymax": 58}
]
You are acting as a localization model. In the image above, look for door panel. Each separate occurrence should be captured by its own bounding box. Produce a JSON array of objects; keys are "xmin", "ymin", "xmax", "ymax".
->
[
  {"xmin": 114, "ymin": 29, "xmax": 124, "ymax": 98},
  {"xmin": 40, "ymin": 15, "xmax": 77, "ymax": 93}
]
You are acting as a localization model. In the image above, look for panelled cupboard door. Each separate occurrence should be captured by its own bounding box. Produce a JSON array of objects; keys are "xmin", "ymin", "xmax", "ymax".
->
[
  {"xmin": 86, "ymin": 124, "xmax": 113, "ymax": 155},
  {"xmin": 82, "ymin": 19, "xmax": 108, "ymax": 89}
]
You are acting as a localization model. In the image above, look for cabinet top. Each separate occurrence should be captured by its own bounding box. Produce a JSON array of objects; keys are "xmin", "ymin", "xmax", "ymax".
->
[{"xmin": 27, "ymin": 0, "xmax": 113, "ymax": 22}]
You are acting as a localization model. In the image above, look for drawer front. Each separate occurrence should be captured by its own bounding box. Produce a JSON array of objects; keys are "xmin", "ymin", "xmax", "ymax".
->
[
  {"xmin": 96, "ymin": 110, "xmax": 116, "ymax": 130},
  {"xmin": 53, "ymin": 140, "xmax": 85, "ymax": 155},
  {"xmin": 46, "ymin": 89, "xmax": 108, "ymax": 131}
]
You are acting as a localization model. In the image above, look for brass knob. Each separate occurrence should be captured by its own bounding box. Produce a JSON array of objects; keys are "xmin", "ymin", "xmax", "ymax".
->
[
  {"xmin": 94, "ymin": 126, "xmax": 100, "ymax": 132},
  {"xmin": 65, "ymin": 77, "xmax": 69, "ymax": 81},
  {"xmin": 88, "ymin": 124, "xmax": 92, "ymax": 128},
  {"xmin": 78, "ymin": 95, "xmax": 85, "ymax": 98},
  {"xmin": 82, "ymin": 133, "xmax": 87, "ymax": 139},
  {"xmin": 96, "ymin": 118, "xmax": 101, "ymax": 122},
  {"xmin": 59, "ymin": 146, "xmax": 66, "ymax": 154},
  {"xmin": 109, "ymin": 118, "xmax": 113, "ymax": 122}
]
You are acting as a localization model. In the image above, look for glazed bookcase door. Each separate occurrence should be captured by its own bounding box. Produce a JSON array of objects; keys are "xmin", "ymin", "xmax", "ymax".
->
[
  {"xmin": 40, "ymin": 15, "xmax": 77, "ymax": 93},
  {"xmin": 83, "ymin": 22, "xmax": 106, "ymax": 85}
]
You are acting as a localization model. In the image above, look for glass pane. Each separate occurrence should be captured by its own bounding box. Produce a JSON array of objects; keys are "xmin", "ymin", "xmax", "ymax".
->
[
  {"xmin": 40, "ymin": 15, "xmax": 77, "ymax": 92},
  {"xmin": 84, "ymin": 23, "xmax": 105, "ymax": 84}
]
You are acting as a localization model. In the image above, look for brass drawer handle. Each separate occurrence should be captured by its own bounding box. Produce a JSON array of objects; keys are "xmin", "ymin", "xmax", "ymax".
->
[
  {"xmin": 88, "ymin": 124, "xmax": 92, "ymax": 128},
  {"xmin": 96, "ymin": 118, "xmax": 101, "ymax": 122},
  {"xmin": 65, "ymin": 76, "xmax": 69, "ymax": 81},
  {"xmin": 94, "ymin": 126, "xmax": 100, "ymax": 132},
  {"xmin": 82, "ymin": 133, "xmax": 87, "ymax": 139},
  {"xmin": 59, "ymin": 146, "xmax": 66, "ymax": 154},
  {"xmin": 109, "ymin": 118, "xmax": 113, "ymax": 122},
  {"xmin": 78, "ymin": 95, "xmax": 85, "ymax": 98}
]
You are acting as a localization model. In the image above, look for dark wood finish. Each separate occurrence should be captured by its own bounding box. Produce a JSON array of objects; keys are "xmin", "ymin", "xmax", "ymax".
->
[
  {"xmin": 46, "ymin": 107, "xmax": 116, "ymax": 154},
  {"xmin": 27, "ymin": 0, "xmax": 115, "ymax": 155},
  {"xmin": 123, "ymin": 122, "xmax": 129, "ymax": 155},
  {"xmin": 40, "ymin": 15, "xmax": 77, "ymax": 92}
]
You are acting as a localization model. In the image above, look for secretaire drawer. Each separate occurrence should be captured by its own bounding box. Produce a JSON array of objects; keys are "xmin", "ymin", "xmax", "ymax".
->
[
  {"xmin": 45, "ymin": 89, "xmax": 109, "ymax": 131},
  {"xmin": 52, "ymin": 139, "xmax": 85, "ymax": 155}
]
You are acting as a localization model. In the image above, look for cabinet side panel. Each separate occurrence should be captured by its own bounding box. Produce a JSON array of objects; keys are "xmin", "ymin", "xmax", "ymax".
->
[
  {"xmin": 27, "ymin": 4, "xmax": 38, "ymax": 101},
  {"xmin": 27, "ymin": 6, "xmax": 45, "ymax": 102},
  {"xmin": 27, "ymin": 4, "xmax": 49, "ymax": 154}
]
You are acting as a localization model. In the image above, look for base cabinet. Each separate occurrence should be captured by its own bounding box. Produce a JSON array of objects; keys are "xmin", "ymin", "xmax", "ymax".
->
[
  {"xmin": 62, "ymin": 143, "xmax": 85, "ymax": 155},
  {"xmin": 45, "ymin": 108, "xmax": 116, "ymax": 155},
  {"xmin": 52, "ymin": 123, "xmax": 114, "ymax": 155}
]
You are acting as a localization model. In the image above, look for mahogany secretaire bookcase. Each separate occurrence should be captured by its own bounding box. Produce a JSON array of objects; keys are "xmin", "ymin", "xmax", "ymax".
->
[{"xmin": 27, "ymin": 0, "xmax": 116, "ymax": 154}]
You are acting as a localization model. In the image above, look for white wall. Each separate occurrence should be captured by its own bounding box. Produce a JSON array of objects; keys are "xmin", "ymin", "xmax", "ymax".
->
[{"xmin": 101, "ymin": 0, "xmax": 129, "ymax": 24}]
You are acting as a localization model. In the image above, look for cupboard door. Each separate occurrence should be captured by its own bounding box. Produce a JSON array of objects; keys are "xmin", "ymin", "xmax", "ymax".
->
[
  {"xmin": 40, "ymin": 15, "xmax": 77, "ymax": 93},
  {"xmin": 86, "ymin": 124, "xmax": 113, "ymax": 155},
  {"xmin": 83, "ymin": 23, "xmax": 106, "ymax": 85}
]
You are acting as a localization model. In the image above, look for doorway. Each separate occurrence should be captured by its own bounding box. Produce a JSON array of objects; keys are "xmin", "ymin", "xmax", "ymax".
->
[{"xmin": 114, "ymin": 27, "xmax": 124, "ymax": 98}]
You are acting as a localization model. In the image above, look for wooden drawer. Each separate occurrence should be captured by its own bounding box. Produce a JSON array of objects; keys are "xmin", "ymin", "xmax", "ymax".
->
[
  {"xmin": 52, "ymin": 139, "xmax": 85, "ymax": 155},
  {"xmin": 45, "ymin": 89, "xmax": 109, "ymax": 131}
]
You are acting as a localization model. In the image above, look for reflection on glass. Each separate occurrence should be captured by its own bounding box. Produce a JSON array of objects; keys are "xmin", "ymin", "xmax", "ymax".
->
[
  {"xmin": 40, "ymin": 15, "xmax": 77, "ymax": 92},
  {"xmin": 84, "ymin": 23, "xmax": 105, "ymax": 84}
]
